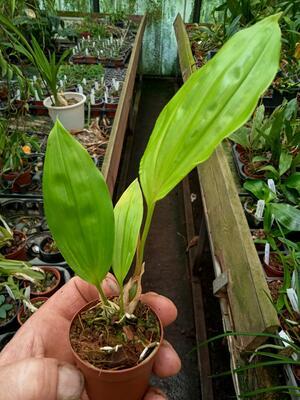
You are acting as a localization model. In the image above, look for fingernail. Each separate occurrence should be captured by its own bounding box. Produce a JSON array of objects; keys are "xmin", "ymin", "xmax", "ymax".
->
[
  {"xmin": 57, "ymin": 364, "xmax": 84, "ymax": 400},
  {"xmin": 144, "ymin": 388, "xmax": 167, "ymax": 400},
  {"xmin": 103, "ymin": 276, "xmax": 119, "ymax": 296}
]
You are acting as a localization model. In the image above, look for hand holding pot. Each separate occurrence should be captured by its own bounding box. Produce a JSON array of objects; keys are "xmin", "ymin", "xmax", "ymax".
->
[{"xmin": 0, "ymin": 276, "xmax": 181, "ymax": 400}]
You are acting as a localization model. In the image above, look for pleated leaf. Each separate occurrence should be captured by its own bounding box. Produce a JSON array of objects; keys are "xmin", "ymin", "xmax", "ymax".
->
[
  {"xmin": 140, "ymin": 15, "xmax": 281, "ymax": 205},
  {"xmin": 43, "ymin": 120, "xmax": 114, "ymax": 287},
  {"xmin": 112, "ymin": 180, "xmax": 143, "ymax": 286},
  {"xmin": 271, "ymin": 203, "xmax": 300, "ymax": 231}
]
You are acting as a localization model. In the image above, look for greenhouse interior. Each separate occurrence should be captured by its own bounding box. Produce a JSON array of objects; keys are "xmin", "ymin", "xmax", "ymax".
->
[{"xmin": 0, "ymin": 0, "xmax": 299, "ymax": 399}]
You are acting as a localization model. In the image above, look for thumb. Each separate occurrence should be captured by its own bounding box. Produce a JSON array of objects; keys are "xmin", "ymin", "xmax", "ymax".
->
[{"xmin": 0, "ymin": 358, "xmax": 85, "ymax": 400}]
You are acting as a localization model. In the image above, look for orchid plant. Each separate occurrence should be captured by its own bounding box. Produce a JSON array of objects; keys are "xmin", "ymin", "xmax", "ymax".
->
[{"xmin": 43, "ymin": 15, "xmax": 282, "ymax": 319}]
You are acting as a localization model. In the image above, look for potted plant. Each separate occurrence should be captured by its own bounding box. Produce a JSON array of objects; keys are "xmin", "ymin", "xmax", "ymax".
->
[
  {"xmin": 42, "ymin": 15, "xmax": 282, "ymax": 400},
  {"xmin": 24, "ymin": 266, "xmax": 61, "ymax": 297},
  {"xmin": 17, "ymin": 296, "xmax": 48, "ymax": 325},
  {"xmin": 39, "ymin": 235, "xmax": 64, "ymax": 263},
  {"xmin": 0, "ymin": 216, "xmax": 27, "ymax": 261},
  {"xmin": 0, "ymin": 15, "xmax": 86, "ymax": 131},
  {"xmin": 0, "ymin": 120, "xmax": 40, "ymax": 193}
]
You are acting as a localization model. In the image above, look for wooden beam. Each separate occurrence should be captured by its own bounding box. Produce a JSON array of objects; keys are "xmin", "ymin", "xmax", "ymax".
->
[
  {"xmin": 174, "ymin": 13, "xmax": 279, "ymax": 351},
  {"xmin": 102, "ymin": 16, "xmax": 146, "ymax": 195}
]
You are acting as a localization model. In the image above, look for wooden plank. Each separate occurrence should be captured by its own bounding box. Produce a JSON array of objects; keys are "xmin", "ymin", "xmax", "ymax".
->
[
  {"xmin": 198, "ymin": 148, "xmax": 279, "ymax": 350},
  {"xmin": 182, "ymin": 176, "xmax": 215, "ymax": 400},
  {"xmin": 102, "ymin": 15, "xmax": 146, "ymax": 195},
  {"xmin": 173, "ymin": 14, "xmax": 197, "ymax": 81},
  {"xmin": 174, "ymin": 13, "xmax": 279, "ymax": 351}
]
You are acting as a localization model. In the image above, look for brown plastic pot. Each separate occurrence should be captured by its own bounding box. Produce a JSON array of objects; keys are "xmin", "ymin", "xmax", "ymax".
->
[
  {"xmin": 262, "ymin": 253, "xmax": 284, "ymax": 277},
  {"xmin": 17, "ymin": 296, "xmax": 48, "ymax": 325},
  {"xmin": 2, "ymin": 166, "xmax": 32, "ymax": 193},
  {"xmin": 4, "ymin": 230, "xmax": 27, "ymax": 261},
  {"xmin": 25, "ymin": 266, "xmax": 61, "ymax": 297},
  {"xmin": 69, "ymin": 300, "xmax": 164, "ymax": 400}
]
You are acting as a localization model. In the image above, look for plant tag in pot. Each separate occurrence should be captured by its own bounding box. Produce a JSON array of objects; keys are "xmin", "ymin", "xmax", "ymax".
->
[
  {"xmin": 267, "ymin": 179, "xmax": 276, "ymax": 194},
  {"xmin": 83, "ymin": 78, "xmax": 87, "ymax": 86},
  {"xmin": 90, "ymin": 90, "xmax": 95, "ymax": 105},
  {"xmin": 33, "ymin": 75, "xmax": 37, "ymax": 82},
  {"xmin": 95, "ymin": 81, "xmax": 99, "ymax": 90},
  {"xmin": 279, "ymin": 330, "xmax": 297, "ymax": 360},
  {"xmin": 85, "ymin": 48, "xmax": 89, "ymax": 56},
  {"xmin": 34, "ymin": 89, "xmax": 40, "ymax": 101},
  {"xmin": 78, "ymin": 84, "xmax": 83, "ymax": 94},
  {"xmin": 287, "ymin": 288, "xmax": 299, "ymax": 313},
  {"xmin": 16, "ymin": 89, "xmax": 20, "ymax": 100},
  {"xmin": 59, "ymin": 80, "xmax": 64, "ymax": 88},
  {"xmin": 255, "ymin": 200, "xmax": 265, "ymax": 221},
  {"xmin": 73, "ymin": 48, "xmax": 76, "ymax": 55},
  {"xmin": 264, "ymin": 243, "xmax": 270, "ymax": 265}
]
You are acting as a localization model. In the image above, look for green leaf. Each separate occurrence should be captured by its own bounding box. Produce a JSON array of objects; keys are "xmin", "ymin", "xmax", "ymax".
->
[
  {"xmin": 112, "ymin": 180, "xmax": 143, "ymax": 286},
  {"xmin": 140, "ymin": 15, "xmax": 281, "ymax": 206},
  {"xmin": 243, "ymin": 180, "xmax": 275, "ymax": 202},
  {"xmin": 285, "ymin": 172, "xmax": 300, "ymax": 193},
  {"xmin": 279, "ymin": 150, "xmax": 293, "ymax": 177},
  {"xmin": 271, "ymin": 203, "xmax": 300, "ymax": 231},
  {"xmin": 43, "ymin": 120, "xmax": 114, "ymax": 287}
]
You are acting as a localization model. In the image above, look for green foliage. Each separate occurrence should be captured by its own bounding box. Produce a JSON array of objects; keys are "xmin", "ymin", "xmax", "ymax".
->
[
  {"xmin": 112, "ymin": 180, "xmax": 143, "ymax": 287},
  {"xmin": 0, "ymin": 259, "xmax": 45, "ymax": 282},
  {"xmin": 0, "ymin": 294, "xmax": 13, "ymax": 320},
  {"xmin": 43, "ymin": 120, "xmax": 114, "ymax": 288},
  {"xmin": 140, "ymin": 15, "xmax": 281, "ymax": 206},
  {"xmin": 0, "ymin": 13, "xmax": 70, "ymax": 105},
  {"xmin": 0, "ymin": 120, "xmax": 40, "ymax": 173}
]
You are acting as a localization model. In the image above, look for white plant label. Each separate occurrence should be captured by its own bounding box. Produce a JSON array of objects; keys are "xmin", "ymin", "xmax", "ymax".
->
[
  {"xmin": 101, "ymin": 76, "xmax": 104, "ymax": 84},
  {"xmin": 87, "ymin": 35, "xmax": 90, "ymax": 41},
  {"xmin": 267, "ymin": 179, "xmax": 276, "ymax": 194},
  {"xmin": 85, "ymin": 48, "xmax": 89, "ymax": 56},
  {"xmin": 255, "ymin": 200, "xmax": 265, "ymax": 220},
  {"xmin": 82, "ymin": 78, "xmax": 87, "ymax": 85},
  {"xmin": 59, "ymin": 80, "xmax": 64, "ymax": 88},
  {"xmin": 279, "ymin": 330, "xmax": 296, "ymax": 360},
  {"xmin": 104, "ymin": 92, "xmax": 108, "ymax": 103},
  {"xmin": 93, "ymin": 42, "xmax": 96, "ymax": 48},
  {"xmin": 115, "ymin": 81, "xmax": 120, "ymax": 91},
  {"xmin": 34, "ymin": 89, "xmax": 40, "ymax": 101},
  {"xmin": 78, "ymin": 84, "xmax": 83, "ymax": 94},
  {"xmin": 264, "ymin": 243, "xmax": 270, "ymax": 265},
  {"xmin": 33, "ymin": 75, "xmax": 37, "ymax": 82},
  {"xmin": 82, "ymin": 37, "xmax": 85, "ymax": 41},
  {"xmin": 16, "ymin": 89, "xmax": 21, "ymax": 100},
  {"xmin": 73, "ymin": 48, "xmax": 76, "ymax": 55},
  {"xmin": 287, "ymin": 288, "xmax": 299, "ymax": 313},
  {"xmin": 97, "ymin": 51, "xmax": 100, "ymax": 57},
  {"xmin": 95, "ymin": 81, "xmax": 99, "ymax": 90},
  {"xmin": 64, "ymin": 75, "xmax": 67, "ymax": 81},
  {"xmin": 90, "ymin": 91, "xmax": 95, "ymax": 105}
]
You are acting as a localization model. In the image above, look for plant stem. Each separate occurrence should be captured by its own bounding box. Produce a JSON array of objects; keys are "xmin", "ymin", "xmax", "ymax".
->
[
  {"xmin": 134, "ymin": 201, "xmax": 155, "ymax": 276},
  {"xmin": 96, "ymin": 281, "xmax": 109, "ymax": 306},
  {"xmin": 119, "ymin": 285, "xmax": 124, "ymax": 315}
]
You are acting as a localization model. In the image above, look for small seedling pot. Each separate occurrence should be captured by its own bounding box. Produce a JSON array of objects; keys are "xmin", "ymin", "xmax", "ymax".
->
[
  {"xmin": 39, "ymin": 236, "xmax": 64, "ymax": 263},
  {"xmin": 17, "ymin": 296, "xmax": 48, "ymax": 325},
  {"xmin": 69, "ymin": 300, "xmax": 164, "ymax": 400},
  {"xmin": 3, "ymin": 230, "xmax": 27, "ymax": 261},
  {"xmin": 262, "ymin": 253, "xmax": 284, "ymax": 277},
  {"xmin": 25, "ymin": 266, "xmax": 61, "ymax": 297},
  {"xmin": 2, "ymin": 166, "xmax": 32, "ymax": 193},
  {"xmin": 43, "ymin": 92, "xmax": 86, "ymax": 131}
]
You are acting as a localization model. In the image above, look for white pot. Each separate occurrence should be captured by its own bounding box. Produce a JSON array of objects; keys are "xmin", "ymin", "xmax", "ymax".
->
[{"xmin": 43, "ymin": 92, "xmax": 86, "ymax": 131}]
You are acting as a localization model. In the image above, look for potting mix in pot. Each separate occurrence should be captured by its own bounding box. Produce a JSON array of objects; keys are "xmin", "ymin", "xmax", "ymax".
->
[{"xmin": 42, "ymin": 15, "xmax": 282, "ymax": 400}]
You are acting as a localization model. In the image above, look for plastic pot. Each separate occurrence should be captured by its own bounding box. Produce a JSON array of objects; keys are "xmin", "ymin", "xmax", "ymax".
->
[
  {"xmin": 262, "ymin": 253, "xmax": 284, "ymax": 277},
  {"xmin": 17, "ymin": 296, "xmax": 48, "ymax": 325},
  {"xmin": 0, "ymin": 293, "xmax": 19, "ymax": 335},
  {"xmin": 26, "ymin": 266, "xmax": 61, "ymax": 297},
  {"xmin": 70, "ymin": 300, "xmax": 164, "ymax": 400},
  {"xmin": 43, "ymin": 92, "xmax": 86, "ymax": 131},
  {"xmin": 3, "ymin": 230, "xmax": 27, "ymax": 261},
  {"xmin": 2, "ymin": 166, "xmax": 32, "ymax": 193},
  {"xmin": 39, "ymin": 236, "xmax": 64, "ymax": 263}
]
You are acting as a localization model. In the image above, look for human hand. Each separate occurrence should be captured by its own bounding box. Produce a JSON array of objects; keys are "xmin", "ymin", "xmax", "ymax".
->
[{"xmin": 0, "ymin": 275, "xmax": 181, "ymax": 400}]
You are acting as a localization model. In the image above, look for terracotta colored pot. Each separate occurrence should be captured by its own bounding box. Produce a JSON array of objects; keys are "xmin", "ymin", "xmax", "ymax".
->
[
  {"xmin": 4, "ymin": 230, "xmax": 27, "ymax": 261},
  {"xmin": 70, "ymin": 300, "xmax": 164, "ymax": 400},
  {"xmin": 17, "ymin": 296, "xmax": 48, "ymax": 325},
  {"xmin": 243, "ymin": 164, "xmax": 265, "ymax": 179},
  {"xmin": 104, "ymin": 101, "xmax": 118, "ymax": 119},
  {"xmin": 26, "ymin": 266, "xmax": 61, "ymax": 297},
  {"xmin": 2, "ymin": 167, "xmax": 32, "ymax": 193},
  {"xmin": 29, "ymin": 100, "xmax": 48, "ymax": 116}
]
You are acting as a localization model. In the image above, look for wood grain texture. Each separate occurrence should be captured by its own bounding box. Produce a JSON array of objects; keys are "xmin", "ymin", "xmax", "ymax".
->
[
  {"xmin": 174, "ymin": 13, "xmax": 279, "ymax": 351},
  {"xmin": 102, "ymin": 15, "xmax": 146, "ymax": 195}
]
